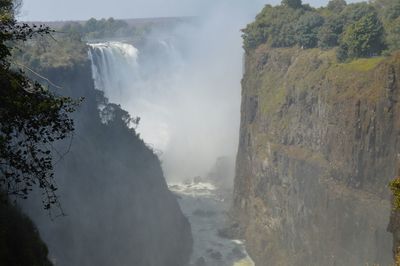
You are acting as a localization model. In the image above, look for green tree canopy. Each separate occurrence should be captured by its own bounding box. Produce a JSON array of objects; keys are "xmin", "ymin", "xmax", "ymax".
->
[
  {"xmin": 242, "ymin": 0, "xmax": 396, "ymax": 60},
  {"xmin": 295, "ymin": 12, "xmax": 324, "ymax": 48},
  {"xmin": 327, "ymin": 0, "xmax": 347, "ymax": 13},
  {"xmin": 339, "ymin": 12, "xmax": 385, "ymax": 59},
  {"xmin": 317, "ymin": 15, "xmax": 345, "ymax": 49},
  {"xmin": 242, "ymin": 5, "xmax": 304, "ymax": 51}
]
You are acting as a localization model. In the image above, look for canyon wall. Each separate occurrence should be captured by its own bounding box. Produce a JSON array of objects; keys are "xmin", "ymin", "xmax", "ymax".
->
[
  {"xmin": 232, "ymin": 45, "xmax": 400, "ymax": 265},
  {"xmin": 22, "ymin": 56, "xmax": 193, "ymax": 266}
]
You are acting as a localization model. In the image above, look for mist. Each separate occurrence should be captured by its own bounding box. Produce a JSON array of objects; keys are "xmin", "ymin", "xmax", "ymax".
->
[
  {"xmin": 154, "ymin": 2, "xmax": 265, "ymax": 181},
  {"xmin": 86, "ymin": 1, "xmax": 269, "ymax": 182}
]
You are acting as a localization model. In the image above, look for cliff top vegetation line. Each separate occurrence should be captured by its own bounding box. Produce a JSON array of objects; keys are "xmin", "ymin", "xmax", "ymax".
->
[{"xmin": 242, "ymin": 0, "xmax": 400, "ymax": 61}]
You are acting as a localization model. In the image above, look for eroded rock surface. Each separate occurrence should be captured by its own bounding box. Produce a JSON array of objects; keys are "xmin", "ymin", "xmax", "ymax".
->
[{"xmin": 232, "ymin": 47, "xmax": 400, "ymax": 265}]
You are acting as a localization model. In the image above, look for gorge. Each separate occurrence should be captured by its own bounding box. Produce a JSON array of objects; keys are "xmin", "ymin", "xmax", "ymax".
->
[{"xmin": 3, "ymin": 0, "xmax": 400, "ymax": 265}]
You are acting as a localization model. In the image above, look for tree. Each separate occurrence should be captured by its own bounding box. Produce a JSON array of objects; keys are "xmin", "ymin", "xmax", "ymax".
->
[
  {"xmin": 385, "ymin": 17, "xmax": 400, "ymax": 52},
  {"xmin": 318, "ymin": 15, "xmax": 345, "ymax": 49},
  {"xmin": 375, "ymin": 0, "xmax": 400, "ymax": 52},
  {"xmin": 0, "ymin": 0, "xmax": 79, "ymax": 210},
  {"xmin": 327, "ymin": 0, "xmax": 347, "ymax": 13},
  {"xmin": 242, "ymin": 5, "xmax": 303, "ymax": 51},
  {"xmin": 295, "ymin": 12, "xmax": 324, "ymax": 48},
  {"xmin": 340, "ymin": 2, "xmax": 376, "ymax": 24},
  {"xmin": 339, "ymin": 12, "xmax": 385, "ymax": 59},
  {"xmin": 282, "ymin": 0, "xmax": 302, "ymax": 9}
]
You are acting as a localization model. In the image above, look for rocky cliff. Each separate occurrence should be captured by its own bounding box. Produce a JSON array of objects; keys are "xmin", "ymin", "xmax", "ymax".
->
[
  {"xmin": 22, "ymin": 56, "xmax": 193, "ymax": 266},
  {"xmin": 231, "ymin": 45, "xmax": 400, "ymax": 265}
]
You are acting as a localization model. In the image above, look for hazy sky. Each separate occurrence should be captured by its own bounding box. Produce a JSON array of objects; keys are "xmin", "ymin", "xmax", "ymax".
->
[{"xmin": 20, "ymin": 0, "xmax": 361, "ymax": 21}]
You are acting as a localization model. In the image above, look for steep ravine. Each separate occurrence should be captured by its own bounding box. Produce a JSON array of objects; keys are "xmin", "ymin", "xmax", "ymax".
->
[
  {"xmin": 22, "ymin": 57, "xmax": 193, "ymax": 266},
  {"xmin": 231, "ymin": 46, "xmax": 400, "ymax": 265}
]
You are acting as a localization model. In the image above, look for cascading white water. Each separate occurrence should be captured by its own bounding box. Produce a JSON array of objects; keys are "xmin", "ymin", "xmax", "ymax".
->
[
  {"xmin": 88, "ymin": 42, "xmax": 140, "ymax": 104},
  {"xmin": 88, "ymin": 41, "xmax": 173, "ymax": 152}
]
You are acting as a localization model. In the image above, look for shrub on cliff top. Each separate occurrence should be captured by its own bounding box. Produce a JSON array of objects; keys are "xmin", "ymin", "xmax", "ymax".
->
[{"xmin": 390, "ymin": 177, "xmax": 400, "ymax": 210}]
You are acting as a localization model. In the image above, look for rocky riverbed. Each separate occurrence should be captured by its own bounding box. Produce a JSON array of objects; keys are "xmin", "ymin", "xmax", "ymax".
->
[{"xmin": 169, "ymin": 181, "xmax": 254, "ymax": 266}]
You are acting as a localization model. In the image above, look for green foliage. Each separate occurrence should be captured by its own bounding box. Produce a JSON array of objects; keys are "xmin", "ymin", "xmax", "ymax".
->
[
  {"xmin": 317, "ymin": 15, "xmax": 344, "ymax": 49},
  {"xmin": 60, "ymin": 17, "xmax": 151, "ymax": 42},
  {"xmin": 242, "ymin": 5, "xmax": 304, "ymax": 51},
  {"xmin": 243, "ymin": 0, "xmax": 397, "ymax": 61},
  {"xmin": 338, "ymin": 56, "xmax": 384, "ymax": 72},
  {"xmin": 0, "ymin": 0, "xmax": 79, "ymax": 210},
  {"xmin": 327, "ymin": 0, "xmax": 347, "ymax": 13},
  {"xmin": 390, "ymin": 178, "xmax": 400, "ymax": 210},
  {"xmin": 14, "ymin": 32, "xmax": 88, "ymax": 70},
  {"xmin": 374, "ymin": 0, "xmax": 400, "ymax": 52},
  {"xmin": 78, "ymin": 17, "xmax": 129, "ymax": 39},
  {"xmin": 295, "ymin": 12, "xmax": 324, "ymax": 48},
  {"xmin": 0, "ymin": 197, "xmax": 52, "ymax": 266},
  {"xmin": 339, "ymin": 12, "xmax": 384, "ymax": 60},
  {"xmin": 385, "ymin": 18, "xmax": 400, "ymax": 52},
  {"xmin": 340, "ymin": 2, "xmax": 376, "ymax": 23}
]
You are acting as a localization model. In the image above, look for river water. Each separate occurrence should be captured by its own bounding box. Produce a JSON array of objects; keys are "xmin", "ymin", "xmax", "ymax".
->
[{"xmin": 169, "ymin": 181, "xmax": 254, "ymax": 266}]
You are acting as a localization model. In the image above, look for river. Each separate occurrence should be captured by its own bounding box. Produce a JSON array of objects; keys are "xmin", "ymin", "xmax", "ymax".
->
[{"xmin": 169, "ymin": 181, "xmax": 254, "ymax": 266}]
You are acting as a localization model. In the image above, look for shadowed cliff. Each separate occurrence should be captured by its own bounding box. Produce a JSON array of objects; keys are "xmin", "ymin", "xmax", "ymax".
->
[{"xmin": 19, "ymin": 42, "xmax": 193, "ymax": 266}]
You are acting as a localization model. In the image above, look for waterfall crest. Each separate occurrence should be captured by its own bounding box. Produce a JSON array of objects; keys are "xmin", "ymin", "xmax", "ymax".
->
[{"xmin": 88, "ymin": 42, "xmax": 139, "ymax": 104}]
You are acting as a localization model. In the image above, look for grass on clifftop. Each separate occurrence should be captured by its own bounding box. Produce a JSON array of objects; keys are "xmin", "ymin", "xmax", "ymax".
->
[
  {"xmin": 390, "ymin": 177, "xmax": 400, "ymax": 210},
  {"xmin": 339, "ymin": 57, "xmax": 385, "ymax": 72}
]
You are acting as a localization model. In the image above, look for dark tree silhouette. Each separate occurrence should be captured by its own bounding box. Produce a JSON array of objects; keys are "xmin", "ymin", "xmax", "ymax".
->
[{"xmin": 0, "ymin": 0, "xmax": 79, "ymax": 210}]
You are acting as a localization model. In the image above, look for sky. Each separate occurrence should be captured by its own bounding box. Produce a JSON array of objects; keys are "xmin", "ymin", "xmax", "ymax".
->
[{"xmin": 20, "ymin": 0, "xmax": 361, "ymax": 21}]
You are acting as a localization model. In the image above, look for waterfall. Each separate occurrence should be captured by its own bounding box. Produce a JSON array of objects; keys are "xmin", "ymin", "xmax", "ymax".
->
[
  {"xmin": 88, "ymin": 41, "xmax": 173, "ymax": 152},
  {"xmin": 87, "ymin": 37, "xmax": 240, "ymax": 182},
  {"xmin": 88, "ymin": 42, "xmax": 140, "ymax": 105}
]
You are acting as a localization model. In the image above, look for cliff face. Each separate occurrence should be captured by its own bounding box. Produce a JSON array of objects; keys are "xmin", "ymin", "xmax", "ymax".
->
[
  {"xmin": 232, "ymin": 45, "xmax": 400, "ymax": 265},
  {"xmin": 23, "ymin": 60, "xmax": 193, "ymax": 266}
]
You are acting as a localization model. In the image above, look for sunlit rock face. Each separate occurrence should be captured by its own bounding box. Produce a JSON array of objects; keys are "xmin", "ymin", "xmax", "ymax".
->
[{"xmin": 232, "ymin": 46, "xmax": 400, "ymax": 266}]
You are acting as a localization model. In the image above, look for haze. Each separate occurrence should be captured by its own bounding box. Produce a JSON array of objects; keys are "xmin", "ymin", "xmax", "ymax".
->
[{"xmin": 21, "ymin": 0, "xmax": 361, "ymax": 21}]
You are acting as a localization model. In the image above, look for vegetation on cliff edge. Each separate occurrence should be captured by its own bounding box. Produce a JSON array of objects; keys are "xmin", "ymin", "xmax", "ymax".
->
[{"xmin": 242, "ymin": 0, "xmax": 400, "ymax": 61}]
